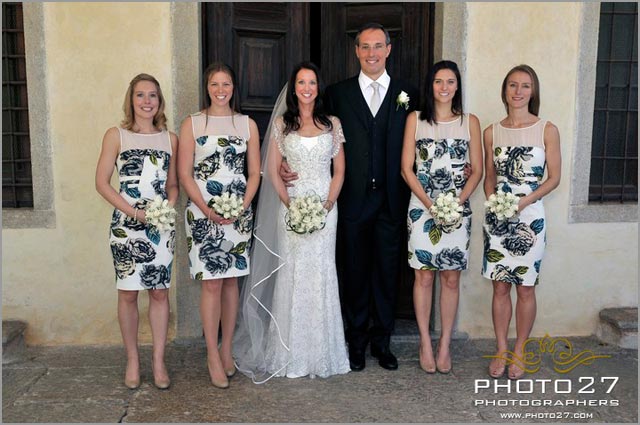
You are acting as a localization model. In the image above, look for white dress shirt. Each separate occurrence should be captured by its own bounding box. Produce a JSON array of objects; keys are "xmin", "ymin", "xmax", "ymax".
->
[{"xmin": 358, "ymin": 70, "xmax": 390, "ymax": 114}]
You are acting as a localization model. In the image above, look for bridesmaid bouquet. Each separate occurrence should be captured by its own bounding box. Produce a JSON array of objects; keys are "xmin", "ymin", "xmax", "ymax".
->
[
  {"xmin": 145, "ymin": 196, "xmax": 177, "ymax": 232},
  {"xmin": 285, "ymin": 192, "xmax": 327, "ymax": 234},
  {"xmin": 485, "ymin": 191, "xmax": 519, "ymax": 220},
  {"xmin": 429, "ymin": 192, "xmax": 463, "ymax": 226},
  {"xmin": 211, "ymin": 192, "xmax": 244, "ymax": 220}
]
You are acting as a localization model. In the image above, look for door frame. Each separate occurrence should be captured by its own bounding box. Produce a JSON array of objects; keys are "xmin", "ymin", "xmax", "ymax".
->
[{"xmin": 170, "ymin": 1, "xmax": 466, "ymax": 341}]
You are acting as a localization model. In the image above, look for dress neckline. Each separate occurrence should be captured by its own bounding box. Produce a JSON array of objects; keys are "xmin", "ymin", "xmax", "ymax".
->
[
  {"xmin": 294, "ymin": 129, "xmax": 326, "ymax": 138},
  {"xmin": 124, "ymin": 128, "xmax": 164, "ymax": 136},
  {"xmin": 435, "ymin": 115, "xmax": 462, "ymax": 124},
  {"xmin": 498, "ymin": 119, "xmax": 542, "ymax": 130},
  {"xmin": 206, "ymin": 113, "xmax": 241, "ymax": 118}
]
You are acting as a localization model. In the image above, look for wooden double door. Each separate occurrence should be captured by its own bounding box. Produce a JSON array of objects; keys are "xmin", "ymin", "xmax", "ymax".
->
[{"xmin": 202, "ymin": 2, "xmax": 434, "ymax": 318}]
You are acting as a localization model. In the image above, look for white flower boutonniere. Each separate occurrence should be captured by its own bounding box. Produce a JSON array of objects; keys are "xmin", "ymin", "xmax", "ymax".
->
[{"xmin": 396, "ymin": 91, "xmax": 410, "ymax": 111}]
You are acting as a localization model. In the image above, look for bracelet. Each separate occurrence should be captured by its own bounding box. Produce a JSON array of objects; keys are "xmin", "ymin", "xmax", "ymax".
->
[{"xmin": 134, "ymin": 208, "xmax": 139, "ymax": 222}]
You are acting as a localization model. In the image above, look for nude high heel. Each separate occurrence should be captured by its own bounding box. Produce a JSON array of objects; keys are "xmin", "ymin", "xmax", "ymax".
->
[
  {"xmin": 208, "ymin": 361, "xmax": 230, "ymax": 389},
  {"xmin": 152, "ymin": 363, "xmax": 171, "ymax": 390}
]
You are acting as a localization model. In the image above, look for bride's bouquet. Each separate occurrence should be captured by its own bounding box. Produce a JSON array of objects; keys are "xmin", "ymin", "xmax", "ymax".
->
[
  {"xmin": 429, "ymin": 192, "xmax": 463, "ymax": 226},
  {"xmin": 210, "ymin": 192, "xmax": 244, "ymax": 220},
  {"xmin": 145, "ymin": 195, "xmax": 177, "ymax": 232},
  {"xmin": 485, "ymin": 191, "xmax": 519, "ymax": 220},
  {"xmin": 285, "ymin": 192, "xmax": 327, "ymax": 235}
]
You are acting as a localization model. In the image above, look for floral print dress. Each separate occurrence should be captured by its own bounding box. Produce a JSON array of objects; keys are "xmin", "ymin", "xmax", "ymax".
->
[
  {"xmin": 482, "ymin": 120, "xmax": 548, "ymax": 286},
  {"xmin": 109, "ymin": 128, "xmax": 175, "ymax": 291},
  {"xmin": 185, "ymin": 113, "xmax": 254, "ymax": 280},
  {"xmin": 407, "ymin": 113, "xmax": 472, "ymax": 271}
]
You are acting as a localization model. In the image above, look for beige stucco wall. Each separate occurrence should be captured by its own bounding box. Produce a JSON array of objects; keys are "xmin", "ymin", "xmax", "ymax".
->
[
  {"xmin": 458, "ymin": 2, "xmax": 638, "ymax": 337},
  {"xmin": 2, "ymin": 2, "xmax": 178, "ymax": 345}
]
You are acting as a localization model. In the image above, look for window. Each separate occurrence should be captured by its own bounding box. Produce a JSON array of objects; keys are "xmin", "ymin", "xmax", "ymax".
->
[
  {"xmin": 2, "ymin": 2, "xmax": 32, "ymax": 208},
  {"xmin": 589, "ymin": 2, "xmax": 638, "ymax": 203}
]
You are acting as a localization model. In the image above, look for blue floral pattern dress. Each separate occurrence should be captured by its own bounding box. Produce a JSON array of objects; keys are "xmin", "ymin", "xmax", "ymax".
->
[
  {"xmin": 109, "ymin": 128, "xmax": 175, "ymax": 291},
  {"xmin": 407, "ymin": 113, "xmax": 472, "ymax": 271},
  {"xmin": 482, "ymin": 120, "xmax": 548, "ymax": 286},
  {"xmin": 185, "ymin": 113, "xmax": 254, "ymax": 280}
]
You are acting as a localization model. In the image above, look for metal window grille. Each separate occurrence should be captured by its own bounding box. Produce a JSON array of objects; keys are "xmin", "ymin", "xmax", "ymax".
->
[
  {"xmin": 2, "ymin": 2, "xmax": 33, "ymax": 208},
  {"xmin": 589, "ymin": 2, "xmax": 638, "ymax": 203}
]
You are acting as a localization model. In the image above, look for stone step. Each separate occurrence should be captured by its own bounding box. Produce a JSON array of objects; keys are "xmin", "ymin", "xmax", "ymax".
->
[
  {"xmin": 596, "ymin": 307, "xmax": 638, "ymax": 349},
  {"xmin": 2, "ymin": 320, "xmax": 28, "ymax": 364},
  {"xmin": 392, "ymin": 318, "xmax": 468, "ymax": 343}
]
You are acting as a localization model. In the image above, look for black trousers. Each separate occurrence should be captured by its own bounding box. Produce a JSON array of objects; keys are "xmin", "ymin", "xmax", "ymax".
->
[{"xmin": 339, "ymin": 189, "xmax": 403, "ymax": 352}]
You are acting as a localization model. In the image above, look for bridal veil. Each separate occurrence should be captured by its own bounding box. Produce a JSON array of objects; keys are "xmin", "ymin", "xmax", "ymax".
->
[{"xmin": 233, "ymin": 84, "xmax": 290, "ymax": 383}]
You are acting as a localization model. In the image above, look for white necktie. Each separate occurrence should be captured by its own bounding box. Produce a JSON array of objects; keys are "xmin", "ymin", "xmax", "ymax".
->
[{"xmin": 370, "ymin": 81, "xmax": 381, "ymax": 116}]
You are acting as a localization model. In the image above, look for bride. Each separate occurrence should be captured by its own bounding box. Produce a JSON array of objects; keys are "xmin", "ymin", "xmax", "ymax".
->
[{"xmin": 233, "ymin": 61, "xmax": 350, "ymax": 382}]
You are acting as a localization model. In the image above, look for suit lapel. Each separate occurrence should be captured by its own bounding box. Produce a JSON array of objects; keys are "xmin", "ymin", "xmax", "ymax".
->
[
  {"xmin": 345, "ymin": 78, "xmax": 371, "ymax": 130},
  {"xmin": 386, "ymin": 79, "xmax": 398, "ymax": 120}
]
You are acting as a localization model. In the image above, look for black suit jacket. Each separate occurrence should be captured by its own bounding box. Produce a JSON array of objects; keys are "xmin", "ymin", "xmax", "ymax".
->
[{"xmin": 325, "ymin": 76, "xmax": 420, "ymax": 221}]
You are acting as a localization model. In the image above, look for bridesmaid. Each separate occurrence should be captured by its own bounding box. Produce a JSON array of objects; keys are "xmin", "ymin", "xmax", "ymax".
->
[
  {"xmin": 482, "ymin": 64, "xmax": 561, "ymax": 380},
  {"xmin": 178, "ymin": 62, "xmax": 260, "ymax": 388},
  {"xmin": 401, "ymin": 60, "xmax": 483, "ymax": 374},
  {"xmin": 96, "ymin": 73, "xmax": 178, "ymax": 390}
]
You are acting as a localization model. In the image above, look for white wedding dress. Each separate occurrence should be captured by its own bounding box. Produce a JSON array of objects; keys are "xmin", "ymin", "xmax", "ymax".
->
[{"xmin": 261, "ymin": 116, "xmax": 351, "ymax": 378}]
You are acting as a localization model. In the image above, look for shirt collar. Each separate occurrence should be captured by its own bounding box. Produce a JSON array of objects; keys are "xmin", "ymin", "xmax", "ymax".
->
[{"xmin": 358, "ymin": 70, "xmax": 390, "ymax": 91}]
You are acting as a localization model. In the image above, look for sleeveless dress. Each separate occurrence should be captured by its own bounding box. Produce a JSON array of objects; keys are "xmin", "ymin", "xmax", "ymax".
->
[
  {"xmin": 109, "ymin": 128, "xmax": 175, "ymax": 291},
  {"xmin": 263, "ymin": 116, "xmax": 351, "ymax": 379},
  {"xmin": 185, "ymin": 113, "xmax": 254, "ymax": 280},
  {"xmin": 482, "ymin": 120, "xmax": 548, "ymax": 286},
  {"xmin": 407, "ymin": 112, "xmax": 472, "ymax": 271}
]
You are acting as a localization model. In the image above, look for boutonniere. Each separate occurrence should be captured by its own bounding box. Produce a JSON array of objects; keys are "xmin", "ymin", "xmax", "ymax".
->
[{"xmin": 396, "ymin": 91, "xmax": 410, "ymax": 111}]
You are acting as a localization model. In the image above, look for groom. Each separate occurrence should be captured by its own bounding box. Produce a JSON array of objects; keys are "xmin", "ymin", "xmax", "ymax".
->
[{"xmin": 323, "ymin": 23, "xmax": 419, "ymax": 371}]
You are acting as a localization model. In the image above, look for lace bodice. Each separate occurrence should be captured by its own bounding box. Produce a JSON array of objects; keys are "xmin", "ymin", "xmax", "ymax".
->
[{"xmin": 272, "ymin": 116, "xmax": 345, "ymax": 198}]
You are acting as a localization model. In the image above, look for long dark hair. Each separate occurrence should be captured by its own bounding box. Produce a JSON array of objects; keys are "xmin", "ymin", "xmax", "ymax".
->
[
  {"xmin": 501, "ymin": 64, "xmax": 540, "ymax": 116},
  {"xmin": 420, "ymin": 60, "xmax": 463, "ymax": 125},
  {"xmin": 282, "ymin": 61, "xmax": 333, "ymax": 135}
]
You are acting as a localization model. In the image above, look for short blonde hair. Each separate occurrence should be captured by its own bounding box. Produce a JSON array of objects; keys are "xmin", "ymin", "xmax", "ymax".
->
[{"xmin": 121, "ymin": 73, "xmax": 167, "ymax": 131}]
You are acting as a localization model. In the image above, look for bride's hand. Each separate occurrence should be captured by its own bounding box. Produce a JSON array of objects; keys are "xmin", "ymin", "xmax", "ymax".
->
[{"xmin": 323, "ymin": 200, "xmax": 334, "ymax": 211}]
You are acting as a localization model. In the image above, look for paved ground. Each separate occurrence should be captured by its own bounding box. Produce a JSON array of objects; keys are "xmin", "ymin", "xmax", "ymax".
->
[{"xmin": 2, "ymin": 334, "xmax": 637, "ymax": 423}]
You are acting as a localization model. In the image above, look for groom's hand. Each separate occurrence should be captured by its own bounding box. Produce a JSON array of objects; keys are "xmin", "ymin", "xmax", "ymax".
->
[
  {"xmin": 463, "ymin": 162, "xmax": 472, "ymax": 179},
  {"xmin": 280, "ymin": 159, "xmax": 298, "ymax": 188}
]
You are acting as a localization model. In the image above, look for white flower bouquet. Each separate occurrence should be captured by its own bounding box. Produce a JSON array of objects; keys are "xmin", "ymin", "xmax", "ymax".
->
[
  {"xmin": 211, "ymin": 192, "xmax": 244, "ymax": 220},
  {"xmin": 285, "ymin": 192, "xmax": 327, "ymax": 234},
  {"xmin": 396, "ymin": 90, "xmax": 410, "ymax": 111},
  {"xmin": 485, "ymin": 191, "xmax": 519, "ymax": 220},
  {"xmin": 429, "ymin": 192, "xmax": 463, "ymax": 226},
  {"xmin": 145, "ymin": 195, "xmax": 177, "ymax": 232}
]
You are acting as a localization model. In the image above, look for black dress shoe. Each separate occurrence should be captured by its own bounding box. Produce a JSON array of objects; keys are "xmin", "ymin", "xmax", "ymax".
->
[
  {"xmin": 349, "ymin": 349, "xmax": 366, "ymax": 371},
  {"xmin": 371, "ymin": 346, "xmax": 398, "ymax": 370}
]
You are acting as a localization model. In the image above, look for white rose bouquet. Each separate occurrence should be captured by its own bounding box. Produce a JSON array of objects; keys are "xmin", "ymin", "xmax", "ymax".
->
[
  {"xmin": 145, "ymin": 195, "xmax": 177, "ymax": 232},
  {"xmin": 211, "ymin": 192, "xmax": 244, "ymax": 220},
  {"xmin": 485, "ymin": 191, "xmax": 519, "ymax": 220},
  {"xmin": 285, "ymin": 192, "xmax": 328, "ymax": 235},
  {"xmin": 429, "ymin": 192, "xmax": 463, "ymax": 226}
]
